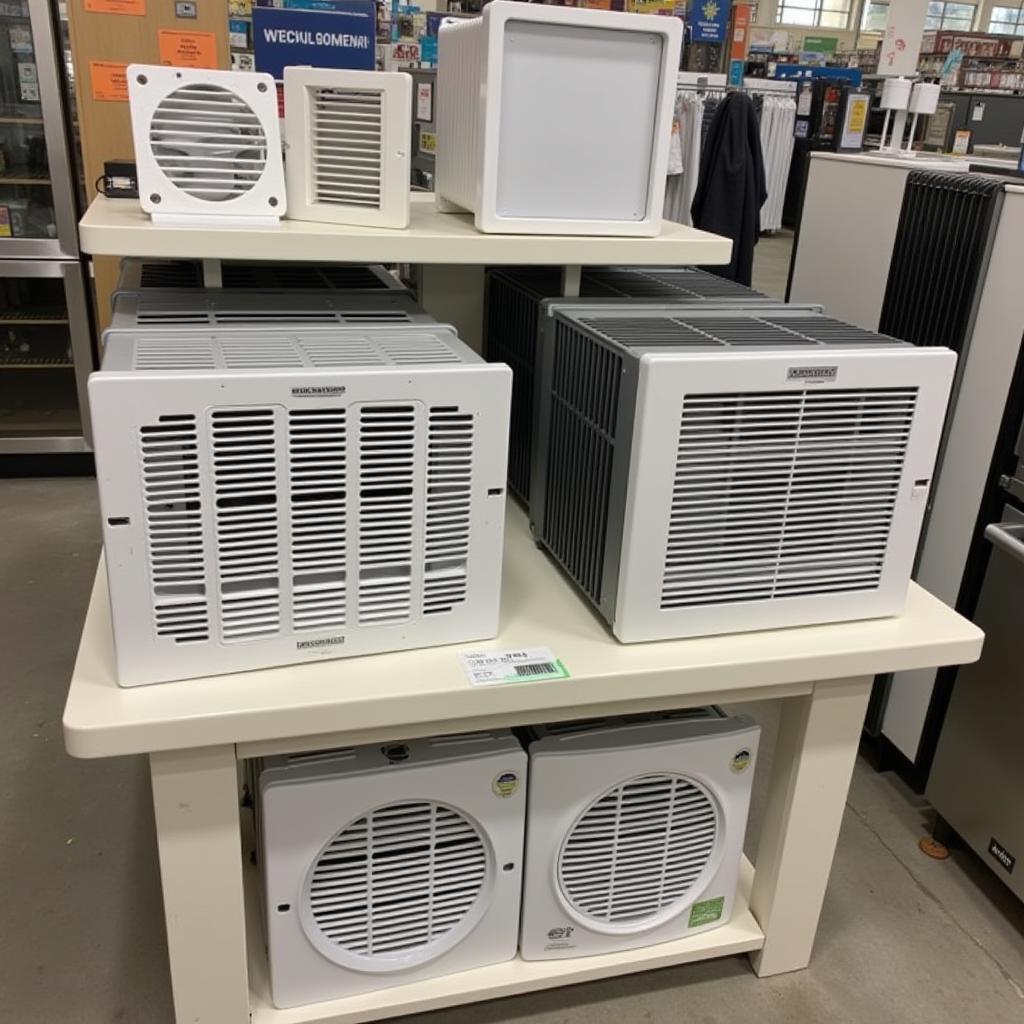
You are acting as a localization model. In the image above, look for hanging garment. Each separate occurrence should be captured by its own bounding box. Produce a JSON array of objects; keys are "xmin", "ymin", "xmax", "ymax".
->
[{"xmin": 690, "ymin": 91, "xmax": 767, "ymax": 286}]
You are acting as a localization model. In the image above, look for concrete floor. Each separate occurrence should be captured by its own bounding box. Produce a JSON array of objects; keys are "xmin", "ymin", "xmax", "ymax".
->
[{"xmin": 2, "ymin": 261, "xmax": 1023, "ymax": 1021}]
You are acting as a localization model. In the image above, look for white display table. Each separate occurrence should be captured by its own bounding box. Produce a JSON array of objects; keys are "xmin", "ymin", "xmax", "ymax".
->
[{"xmin": 65, "ymin": 195, "xmax": 984, "ymax": 1024}]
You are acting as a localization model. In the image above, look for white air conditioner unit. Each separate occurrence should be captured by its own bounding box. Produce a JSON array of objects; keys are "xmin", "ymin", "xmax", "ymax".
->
[
  {"xmin": 530, "ymin": 305, "xmax": 957, "ymax": 641},
  {"xmin": 128, "ymin": 64, "xmax": 285, "ymax": 225},
  {"xmin": 284, "ymin": 67, "xmax": 411, "ymax": 229},
  {"xmin": 520, "ymin": 709, "xmax": 760, "ymax": 959},
  {"xmin": 256, "ymin": 730, "xmax": 527, "ymax": 1008},
  {"xmin": 89, "ymin": 326, "xmax": 511, "ymax": 686},
  {"xmin": 436, "ymin": 2, "xmax": 680, "ymax": 236}
]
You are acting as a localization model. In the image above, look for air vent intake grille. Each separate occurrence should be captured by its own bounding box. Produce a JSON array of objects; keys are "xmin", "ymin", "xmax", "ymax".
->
[
  {"xmin": 661, "ymin": 388, "xmax": 918, "ymax": 608},
  {"xmin": 312, "ymin": 87, "xmax": 384, "ymax": 210}
]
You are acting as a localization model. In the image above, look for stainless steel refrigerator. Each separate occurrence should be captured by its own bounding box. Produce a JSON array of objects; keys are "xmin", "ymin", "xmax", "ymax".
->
[{"xmin": 0, "ymin": 0, "xmax": 93, "ymax": 454}]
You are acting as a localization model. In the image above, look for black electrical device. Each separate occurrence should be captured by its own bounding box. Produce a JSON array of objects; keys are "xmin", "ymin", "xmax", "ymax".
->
[{"xmin": 96, "ymin": 159, "xmax": 138, "ymax": 199}]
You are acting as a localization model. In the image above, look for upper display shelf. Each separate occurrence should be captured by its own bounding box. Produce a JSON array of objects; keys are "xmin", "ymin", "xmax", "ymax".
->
[{"xmin": 77, "ymin": 193, "xmax": 733, "ymax": 266}]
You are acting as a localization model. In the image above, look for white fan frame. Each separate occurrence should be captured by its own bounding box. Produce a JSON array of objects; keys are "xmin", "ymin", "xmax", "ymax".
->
[
  {"xmin": 284, "ymin": 67, "xmax": 411, "ymax": 230},
  {"xmin": 128, "ymin": 64, "xmax": 286, "ymax": 226}
]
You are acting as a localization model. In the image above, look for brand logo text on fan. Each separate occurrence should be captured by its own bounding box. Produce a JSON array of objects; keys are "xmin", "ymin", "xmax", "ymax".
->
[
  {"xmin": 787, "ymin": 366, "xmax": 838, "ymax": 381},
  {"xmin": 261, "ymin": 28, "xmax": 371, "ymax": 48}
]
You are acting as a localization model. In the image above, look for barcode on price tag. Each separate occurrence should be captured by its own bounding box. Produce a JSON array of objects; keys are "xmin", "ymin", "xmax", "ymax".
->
[{"xmin": 459, "ymin": 647, "xmax": 569, "ymax": 686}]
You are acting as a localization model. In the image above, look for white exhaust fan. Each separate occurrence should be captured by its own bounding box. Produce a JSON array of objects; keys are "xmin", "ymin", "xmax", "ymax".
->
[
  {"xmin": 284, "ymin": 67, "xmax": 411, "ymax": 229},
  {"xmin": 128, "ymin": 64, "xmax": 285, "ymax": 225},
  {"xmin": 519, "ymin": 709, "xmax": 760, "ymax": 960},
  {"xmin": 256, "ymin": 731, "xmax": 527, "ymax": 1008}
]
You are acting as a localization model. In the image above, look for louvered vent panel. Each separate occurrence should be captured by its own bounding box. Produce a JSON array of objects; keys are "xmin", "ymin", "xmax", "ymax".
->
[
  {"xmin": 424, "ymin": 407, "xmax": 473, "ymax": 615},
  {"xmin": 357, "ymin": 405, "xmax": 416, "ymax": 625},
  {"xmin": 307, "ymin": 801, "xmax": 488, "ymax": 957},
  {"xmin": 312, "ymin": 87, "xmax": 384, "ymax": 210},
  {"xmin": 296, "ymin": 337, "xmax": 387, "ymax": 367},
  {"xmin": 288, "ymin": 408, "xmax": 348, "ymax": 632},
  {"xmin": 661, "ymin": 388, "xmax": 918, "ymax": 609},
  {"xmin": 137, "ymin": 260, "xmax": 203, "ymax": 288},
  {"xmin": 221, "ymin": 263, "xmax": 392, "ymax": 290},
  {"xmin": 220, "ymin": 337, "xmax": 306, "ymax": 368},
  {"xmin": 134, "ymin": 338, "xmax": 217, "ymax": 369},
  {"xmin": 542, "ymin": 321, "xmax": 621, "ymax": 603},
  {"xmin": 559, "ymin": 774, "xmax": 718, "ymax": 925},
  {"xmin": 140, "ymin": 414, "xmax": 209, "ymax": 643},
  {"xmin": 150, "ymin": 83, "xmax": 268, "ymax": 202},
  {"xmin": 285, "ymin": 746, "xmax": 356, "ymax": 766},
  {"xmin": 210, "ymin": 408, "xmax": 281, "ymax": 640}
]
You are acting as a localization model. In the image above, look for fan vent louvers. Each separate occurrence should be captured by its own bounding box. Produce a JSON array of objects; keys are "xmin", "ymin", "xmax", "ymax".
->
[
  {"xmin": 210, "ymin": 408, "xmax": 281, "ymax": 640},
  {"xmin": 135, "ymin": 338, "xmax": 218, "ymax": 370},
  {"xmin": 661, "ymin": 388, "xmax": 918, "ymax": 608},
  {"xmin": 308, "ymin": 801, "xmax": 488, "ymax": 957},
  {"xmin": 312, "ymin": 87, "xmax": 384, "ymax": 210},
  {"xmin": 559, "ymin": 774, "xmax": 718, "ymax": 925},
  {"xmin": 542, "ymin": 321, "xmax": 621, "ymax": 603},
  {"xmin": 221, "ymin": 263, "xmax": 393, "ymax": 290},
  {"xmin": 151, "ymin": 83, "xmax": 268, "ymax": 202},
  {"xmin": 289, "ymin": 408, "xmax": 348, "ymax": 633},
  {"xmin": 424, "ymin": 407, "xmax": 473, "ymax": 615},
  {"xmin": 357, "ymin": 405, "xmax": 416, "ymax": 625},
  {"xmin": 140, "ymin": 414, "xmax": 209, "ymax": 643},
  {"xmin": 138, "ymin": 260, "xmax": 203, "ymax": 288}
]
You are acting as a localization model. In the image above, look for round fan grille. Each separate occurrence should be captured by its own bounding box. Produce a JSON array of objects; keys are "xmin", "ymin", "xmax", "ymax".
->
[
  {"xmin": 558, "ymin": 773, "xmax": 719, "ymax": 928},
  {"xmin": 305, "ymin": 801, "xmax": 489, "ymax": 965},
  {"xmin": 151, "ymin": 83, "xmax": 268, "ymax": 202}
]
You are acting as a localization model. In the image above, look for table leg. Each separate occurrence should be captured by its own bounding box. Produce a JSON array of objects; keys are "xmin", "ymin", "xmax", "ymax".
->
[
  {"xmin": 748, "ymin": 676, "xmax": 872, "ymax": 977},
  {"xmin": 150, "ymin": 746, "xmax": 250, "ymax": 1024}
]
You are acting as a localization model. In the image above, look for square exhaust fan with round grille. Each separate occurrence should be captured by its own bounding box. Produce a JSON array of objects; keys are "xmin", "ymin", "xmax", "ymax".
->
[
  {"xmin": 519, "ymin": 708, "xmax": 759, "ymax": 960},
  {"xmin": 256, "ymin": 730, "xmax": 527, "ymax": 1008},
  {"xmin": 127, "ymin": 64, "xmax": 286, "ymax": 225},
  {"xmin": 284, "ymin": 67, "xmax": 411, "ymax": 229}
]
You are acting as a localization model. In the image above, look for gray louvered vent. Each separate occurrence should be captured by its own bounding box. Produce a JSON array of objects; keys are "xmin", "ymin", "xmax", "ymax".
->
[
  {"xmin": 289, "ymin": 408, "xmax": 348, "ymax": 633},
  {"xmin": 661, "ymin": 388, "xmax": 918, "ymax": 608},
  {"xmin": 307, "ymin": 801, "xmax": 488, "ymax": 957},
  {"xmin": 357, "ymin": 405, "xmax": 415, "ymax": 625},
  {"xmin": 210, "ymin": 408, "xmax": 281, "ymax": 640},
  {"xmin": 135, "ymin": 339, "xmax": 218, "ymax": 369},
  {"xmin": 140, "ymin": 414, "xmax": 209, "ymax": 643},
  {"xmin": 138, "ymin": 260, "xmax": 203, "ymax": 288},
  {"xmin": 312, "ymin": 87, "xmax": 384, "ymax": 211},
  {"xmin": 424, "ymin": 407, "xmax": 473, "ymax": 615},
  {"xmin": 151, "ymin": 84, "xmax": 268, "ymax": 202},
  {"xmin": 285, "ymin": 746, "xmax": 356, "ymax": 766},
  {"xmin": 558, "ymin": 774, "xmax": 718, "ymax": 925}
]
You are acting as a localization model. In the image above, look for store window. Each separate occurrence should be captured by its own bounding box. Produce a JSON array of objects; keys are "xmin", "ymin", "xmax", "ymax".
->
[
  {"xmin": 860, "ymin": 1, "xmax": 890, "ymax": 32},
  {"xmin": 988, "ymin": 5, "xmax": 1024, "ymax": 35},
  {"xmin": 776, "ymin": 0, "xmax": 852, "ymax": 29},
  {"xmin": 924, "ymin": 1, "xmax": 976, "ymax": 31}
]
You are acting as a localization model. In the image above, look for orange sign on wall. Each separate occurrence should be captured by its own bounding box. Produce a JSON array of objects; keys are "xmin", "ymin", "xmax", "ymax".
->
[
  {"xmin": 730, "ymin": 3, "xmax": 753, "ymax": 62},
  {"xmin": 158, "ymin": 30, "xmax": 219, "ymax": 70},
  {"xmin": 90, "ymin": 60, "xmax": 129, "ymax": 102},
  {"xmin": 84, "ymin": 0, "xmax": 145, "ymax": 14}
]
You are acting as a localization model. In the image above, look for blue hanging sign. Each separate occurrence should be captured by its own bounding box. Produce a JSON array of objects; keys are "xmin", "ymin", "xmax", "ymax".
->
[
  {"xmin": 690, "ymin": 0, "xmax": 731, "ymax": 44},
  {"xmin": 252, "ymin": 5, "xmax": 375, "ymax": 80}
]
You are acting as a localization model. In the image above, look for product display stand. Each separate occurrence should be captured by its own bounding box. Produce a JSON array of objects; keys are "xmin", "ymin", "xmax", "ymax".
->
[{"xmin": 66, "ymin": 194, "xmax": 984, "ymax": 1024}]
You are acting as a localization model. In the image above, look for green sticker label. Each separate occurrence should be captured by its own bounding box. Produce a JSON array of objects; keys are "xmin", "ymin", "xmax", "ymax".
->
[{"xmin": 688, "ymin": 896, "xmax": 725, "ymax": 928}]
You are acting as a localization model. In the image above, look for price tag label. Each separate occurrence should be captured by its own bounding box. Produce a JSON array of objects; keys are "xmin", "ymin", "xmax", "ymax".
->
[{"xmin": 459, "ymin": 647, "xmax": 569, "ymax": 687}]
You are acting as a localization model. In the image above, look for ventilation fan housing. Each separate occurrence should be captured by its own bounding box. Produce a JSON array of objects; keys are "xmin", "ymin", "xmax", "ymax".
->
[
  {"xmin": 520, "ymin": 709, "xmax": 760, "ymax": 959},
  {"xmin": 257, "ymin": 730, "xmax": 527, "ymax": 1007},
  {"xmin": 436, "ymin": 3, "xmax": 680, "ymax": 235},
  {"xmin": 530, "ymin": 304, "xmax": 957, "ymax": 641},
  {"xmin": 284, "ymin": 67, "xmax": 411, "ymax": 229},
  {"xmin": 89, "ymin": 325, "xmax": 510, "ymax": 685},
  {"xmin": 128, "ymin": 64, "xmax": 285, "ymax": 225}
]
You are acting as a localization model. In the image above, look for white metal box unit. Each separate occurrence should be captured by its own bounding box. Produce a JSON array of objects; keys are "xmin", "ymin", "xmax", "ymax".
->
[
  {"xmin": 89, "ymin": 326, "xmax": 511, "ymax": 686},
  {"xmin": 520, "ymin": 708, "xmax": 759, "ymax": 959},
  {"xmin": 530, "ymin": 305, "xmax": 957, "ymax": 642},
  {"xmin": 284, "ymin": 67, "xmax": 412, "ymax": 230},
  {"xmin": 127, "ymin": 65, "xmax": 286, "ymax": 225},
  {"xmin": 436, "ymin": 2, "xmax": 681, "ymax": 236},
  {"xmin": 256, "ymin": 730, "xmax": 527, "ymax": 1007},
  {"xmin": 484, "ymin": 266, "xmax": 776, "ymax": 503}
]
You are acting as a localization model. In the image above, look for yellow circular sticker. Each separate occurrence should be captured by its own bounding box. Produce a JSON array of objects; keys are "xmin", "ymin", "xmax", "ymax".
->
[
  {"xmin": 492, "ymin": 770, "xmax": 520, "ymax": 798},
  {"xmin": 730, "ymin": 748, "xmax": 752, "ymax": 773}
]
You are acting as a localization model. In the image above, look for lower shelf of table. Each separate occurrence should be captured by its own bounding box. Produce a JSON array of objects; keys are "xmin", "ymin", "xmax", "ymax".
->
[{"xmin": 245, "ymin": 857, "xmax": 763, "ymax": 1024}]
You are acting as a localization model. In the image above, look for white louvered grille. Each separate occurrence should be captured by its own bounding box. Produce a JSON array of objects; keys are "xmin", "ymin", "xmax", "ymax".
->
[
  {"xmin": 661, "ymin": 388, "xmax": 918, "ymax": 608},
  {"xmin": 140, "ymin": 414, "xmax": 209, "ymax": 643},
  {"xmin": 357, "ymin": 405, "xmax": 416, "ymax": 625},
  {"xmin": 150, "ymin": 83, "xmax": 268, "ymax": 202},
  {"xmin": 210, "ymin": 408, "xmax": 281, "ymax": 640},
  {"xmin": 311, "ymin": 87, "xmax": 384, "ymax": 210},
  {"xmin": 558, "ymin": 774, "xmax": 718, "ymax": 926},
  {"xmin": 307, "ymin": 801, "xmax": 488, "ymax": 959},
  {"xmin": 424, "ymin": 408, "xmax": 473, "ymax": 615},
  {"xmin": 288, "ymin": 408, "xmax": 347, "ymax": 632}
]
